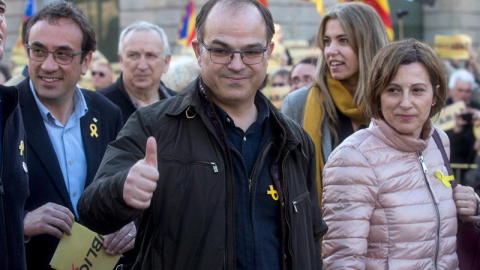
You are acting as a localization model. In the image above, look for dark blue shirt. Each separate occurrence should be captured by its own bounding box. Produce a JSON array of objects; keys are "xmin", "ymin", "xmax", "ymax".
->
[{"xmin": 214, "ymin": 95, "xmax": 281, "ymax": 270}]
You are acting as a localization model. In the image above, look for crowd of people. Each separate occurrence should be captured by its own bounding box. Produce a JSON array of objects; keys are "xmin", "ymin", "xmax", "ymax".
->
[{"xmin": 1, "ymin": 0, "xmax": 480, "ymax": 270}]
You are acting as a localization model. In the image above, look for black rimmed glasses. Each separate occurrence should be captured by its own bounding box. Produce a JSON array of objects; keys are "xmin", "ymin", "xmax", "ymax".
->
[
  {"xmin": 25, "ymin": 44, "xmax": 84, "ymax": 65},
  {"xmin": 91, "ymin": 71, "xmax": 105, "ymax": 77},
  {"xmin": 198, "ymin": 40, "xmax": 268, "ymax": 65}
]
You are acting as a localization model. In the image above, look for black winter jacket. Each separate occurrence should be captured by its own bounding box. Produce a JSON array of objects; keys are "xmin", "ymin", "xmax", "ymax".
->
[
  {"xmin": 98, "ymin": 74, "xmax": 176, "ymax": 125},
  {"xmin": 79, "ymin": 78, "xmax": 327, "ymax": 270},
  {"xmin": 0, "ymin": 85, "xmax": 29, "ymax": 270}
]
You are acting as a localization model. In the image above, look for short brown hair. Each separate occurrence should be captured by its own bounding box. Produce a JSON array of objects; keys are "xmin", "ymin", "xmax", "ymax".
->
[
  {"xmin": 364, "ymin": 39, "xmax": 447, "ymax": 120},
  {"xmin": 25, "ymin": 1, "xmax": 96, "ymax": 62}
]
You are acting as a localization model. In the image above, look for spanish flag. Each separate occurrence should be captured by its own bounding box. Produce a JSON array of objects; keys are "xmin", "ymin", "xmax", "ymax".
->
[
  {"xmin": 177, "ymin": 1, "xmax": 196, "ymax": 47},
  {"xmin": 338, "ymin": 0, "xmax": 394, "ymax": 41},
  {"xmin": 258, "ymin": 0, "xmax": 268, "ymax": 7}
]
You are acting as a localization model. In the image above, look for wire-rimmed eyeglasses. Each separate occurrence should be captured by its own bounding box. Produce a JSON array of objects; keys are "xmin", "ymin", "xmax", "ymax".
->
[
  {"xmin": 25, "ymin": 44, "xmax": 84, "ymax": 65},
  {"xmin": 198, "ymin": 40, "xmax": 268, "ymax": 65}
]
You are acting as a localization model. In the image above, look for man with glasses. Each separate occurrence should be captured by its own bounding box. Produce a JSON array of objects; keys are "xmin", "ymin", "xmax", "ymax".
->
[
  {"xmin": 78, "ymin": 0, "xmax": 327, "ymax": 269},
  {"xmin": 90, "ymin": 60, "xmax": 114, "ymax": 90},
  {"xmin": 16, "ymin": 2, "xmax": 134, "ymax": 269},
  {"xmin": 289, "ymin": 56, "xmax": 317, "ymax": 92},
  {"xmin": 99, "ymin": 20, "xmax": 176, "ymax": 125}
]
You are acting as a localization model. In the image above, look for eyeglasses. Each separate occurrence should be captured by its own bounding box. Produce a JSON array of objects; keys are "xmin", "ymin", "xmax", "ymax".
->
[
  {"xmin": 198, "ymin": 40, "xmax": 268, "ymax": 65},
  {"xmin": 91, "ymin": 71, "xmax": 105, "ymax": 78},
  {"xmin": 25, "ymin": 44, "xmax": 83, "ymax": 65},
  {"xmin": 290, "ymin": 76, "xmax": 314, "ymax": 87}
]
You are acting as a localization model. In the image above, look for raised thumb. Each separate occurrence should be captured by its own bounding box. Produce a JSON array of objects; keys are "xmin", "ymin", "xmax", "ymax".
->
[{"xmin": 144, "ymin": 136, "xmax": 157, "ymax": 169}]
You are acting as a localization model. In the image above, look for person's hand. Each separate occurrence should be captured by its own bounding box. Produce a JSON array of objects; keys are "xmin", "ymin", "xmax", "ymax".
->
[
  {"xmin": 453, "ymin": 185, "xmax": 478, "ymax": 216},
  {"xmin": 103, "ymin": 221, "xmax": 136, "ymax": 255},
  {"xmin": 123, "ymin": 136, "xmax": 159, "ymax": 209},
  {"xmin": 24, "ymin": 202, "xmax": 75, "ymax": 239},
  {"xmin": 453, "ymin": 111, "xmax": 470, "ymax": 133}
]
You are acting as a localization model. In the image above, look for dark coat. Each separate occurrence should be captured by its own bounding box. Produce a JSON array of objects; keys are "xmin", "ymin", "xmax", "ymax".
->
[
  {"xmin": 0, "ymin": 85, "xmax": 29, "ymax": 270},
  {"xmin": 98, "ymin": 74, "xmax": 176, "ymax": 125},
  {"xmin": 79, "ymin": 78, "xmax": 328, "ymax": 270},
  {"xmin": 17, "ymin": 78, "xmax": 123, "ymax": 270}
]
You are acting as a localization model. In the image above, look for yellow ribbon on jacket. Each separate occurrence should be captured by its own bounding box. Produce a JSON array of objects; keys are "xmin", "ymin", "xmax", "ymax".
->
[{"xmin": 434, "ymin": 170, "xmax": 454, "ymax": 188}]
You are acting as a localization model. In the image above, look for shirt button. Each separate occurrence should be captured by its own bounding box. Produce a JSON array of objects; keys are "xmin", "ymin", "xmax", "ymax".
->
[
  {"xmin": 72, "ymin": 192, "xmax": 77, "ymax": 197},
  {"xmin": 281, "ymin": 202, "xmax": 285, "ymax": 207},
  {"xmin": 69, "ymin": 160, "xmax": 73, "ymax": 165},
  {"xmin": 243, "ymin": 136, "xmax": 246, "ymax": 141},
  {"xmin": 226, "ymin": 118, "xmax": 231, "ymax": 123}
]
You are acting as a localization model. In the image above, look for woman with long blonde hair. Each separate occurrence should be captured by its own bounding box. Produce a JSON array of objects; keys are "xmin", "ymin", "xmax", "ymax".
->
[{"xmin": 282, "ymin": 2, "xmax": 389, "ymax": 203}]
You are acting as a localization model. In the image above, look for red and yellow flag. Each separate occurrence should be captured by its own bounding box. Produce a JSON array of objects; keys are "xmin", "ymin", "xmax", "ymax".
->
[
  {"xmin": 338, "ymin": 0, "xmax": 394, "ymax": 41},
  {"xmin": 301, "ymin": 0, "xmax": 324, "ymax": 15},
  {"xmin": 12, "ymin": 0, "xmax": 36, "ymax": 66},
  {"xmin": 177, "ymin": 1, "xmax": 196, "ymax": 47},
  {"xmin": 258, "ymin": 0, "xmax": 268, "ymax": 7}
]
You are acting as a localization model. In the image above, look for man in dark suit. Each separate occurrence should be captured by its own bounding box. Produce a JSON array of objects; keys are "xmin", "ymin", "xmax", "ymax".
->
[
  {"xmin": 18, "ymin": 2, "xmax": 135, "ymax": 269},
  {"xmin": 99, "ymin": 20, "xmax": 176, "ymax": 125}
]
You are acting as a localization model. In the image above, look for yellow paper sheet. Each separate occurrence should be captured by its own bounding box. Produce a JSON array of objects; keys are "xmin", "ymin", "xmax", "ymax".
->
[
  {"xmin": 434, "ymin": 34, "xmax": 472, "ymax": 60},
  {"xmin": 50, "ymin": 222, "xmax": 121, "ymax": 270},
  {"xmin": 432, "ymin": 101, "xmax": 466, "ymax": 131}
]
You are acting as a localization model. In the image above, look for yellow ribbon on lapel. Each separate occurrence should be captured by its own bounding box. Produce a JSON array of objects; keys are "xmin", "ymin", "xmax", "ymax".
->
[{"xmin": 434, "ymin": 170, "xmax": 454, "ymax": 188}]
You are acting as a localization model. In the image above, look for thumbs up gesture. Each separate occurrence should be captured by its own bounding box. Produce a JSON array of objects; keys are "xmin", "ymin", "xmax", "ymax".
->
[{"xmin": 123, "ymin": 137, "xmax": 159, "ymax": 209}]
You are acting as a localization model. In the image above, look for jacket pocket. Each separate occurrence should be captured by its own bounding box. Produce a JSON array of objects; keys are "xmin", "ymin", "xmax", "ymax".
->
[{"xmin": 292, "ymin": 191, "xmax": 310, "ymax": 213}]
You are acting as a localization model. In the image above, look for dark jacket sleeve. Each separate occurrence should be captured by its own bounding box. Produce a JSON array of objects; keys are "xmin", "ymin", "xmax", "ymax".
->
[
  {"xmin": 78, "ymin": 110, "xmax": 151, "ymax": 235},
  {"xmin": 304, "ymin": 129, "xmax": 327, "ymax": 269}
]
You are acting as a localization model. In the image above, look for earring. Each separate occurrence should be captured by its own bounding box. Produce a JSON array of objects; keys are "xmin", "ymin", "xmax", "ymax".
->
[{"xmin": 431, "ymin": 102, "xmax": 436, "ymax": 107}]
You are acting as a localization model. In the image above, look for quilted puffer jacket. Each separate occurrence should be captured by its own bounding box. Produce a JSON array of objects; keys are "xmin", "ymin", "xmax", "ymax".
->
[{"xmin": 322, "ymin": 118, "xmax": 459, "ymax": 270}]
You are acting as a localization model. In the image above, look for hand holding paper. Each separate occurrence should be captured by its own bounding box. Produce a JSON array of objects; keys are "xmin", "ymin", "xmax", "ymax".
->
[
  {"xmin": 123, "ymin": 136, "xmax": 159, "ymax": 209},
  {"xmin": 50, "ymin": 222, "xmax": 121, "ymax": 270},
  {"xmin": 24, "ymin": 202, "xmax": 75, "ymax": 239},
  {"xmin": 103, "ymin": 221, "xmax": 136, "ymax": 255}
]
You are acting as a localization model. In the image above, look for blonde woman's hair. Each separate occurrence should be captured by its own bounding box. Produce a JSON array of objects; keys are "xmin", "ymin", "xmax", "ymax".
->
[{"xmin": 315, "ymin": 2, "xmax": 389, "ymax": 144}]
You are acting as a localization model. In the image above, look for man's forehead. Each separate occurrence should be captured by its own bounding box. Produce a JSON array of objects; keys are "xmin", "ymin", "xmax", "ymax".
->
[
  {"xmin": 124, "ymin": 29, "xmax": 162, "ymax": 42},
  {"xmin": 202, "ymin": 5, "xmax": 267, "ymax": 45}
]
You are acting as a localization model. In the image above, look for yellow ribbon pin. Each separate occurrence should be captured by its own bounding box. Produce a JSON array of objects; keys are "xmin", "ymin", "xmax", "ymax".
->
[
  {"xmin": 434, "ymin": 170, "xmax": 454, "ymax": 188},
  {"xmin": 90, "ymin": 124, "xmax": 98, "ymax": 138},
  {"xmin": 19, "ymin": 140, "xmax": 24, "ymax": 156},
  {"xmin": 267, "ymin": 185, "xmax": 279, "ymax": 201}
]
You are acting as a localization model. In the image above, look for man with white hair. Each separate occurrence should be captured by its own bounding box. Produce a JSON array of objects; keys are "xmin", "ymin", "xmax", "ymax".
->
[
  {"xmin": 445, "ymin": 69, "xmax": 480, "ymax": 166},
  {"xmin": 99, "ymin": 21, "xmax": 176, "ymax": 124}
]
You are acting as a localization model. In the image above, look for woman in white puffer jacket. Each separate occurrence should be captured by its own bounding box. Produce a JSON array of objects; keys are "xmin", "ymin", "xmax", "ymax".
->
[{"xmin": 322, "ymin": 39, "xmax": 480, "ymax": 270}]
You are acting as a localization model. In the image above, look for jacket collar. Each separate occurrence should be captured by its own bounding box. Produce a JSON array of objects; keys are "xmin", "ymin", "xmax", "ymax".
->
[
  {"xmin": 369, "ymin": 118, "xmax": 433, "ymax": 152},
  {"xmin": 163, "ymin": 76, "xmax": 301, "ymax": 155}
]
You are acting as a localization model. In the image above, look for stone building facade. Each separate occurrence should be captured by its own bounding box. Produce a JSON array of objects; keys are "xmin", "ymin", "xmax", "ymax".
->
[{"xmin": 3, "ymin": 0, "xmax": 480, "ymax": 64}]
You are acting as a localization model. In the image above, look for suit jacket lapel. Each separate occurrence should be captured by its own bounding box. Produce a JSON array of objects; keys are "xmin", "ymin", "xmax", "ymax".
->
[
  {"xmin": 80, "ymin": 92, "xmax": 101, "ymax": 188},
  {"xmin": 18, "ymin": 79, "xmax": 75, "ymax": 211}
]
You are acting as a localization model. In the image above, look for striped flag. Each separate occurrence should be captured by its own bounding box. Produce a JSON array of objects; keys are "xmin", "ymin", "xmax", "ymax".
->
[
  {"xmin": 258, "ymin": 0, "xmax": 269, "ymax": 7},
  {"xmin": 177, "ymin": 1, "xmax": 196, "ymax": 47},
  {"xmin": 338, "ymin": 0, "xmax": 394, "ymax": 41},
  {"xmin": 14, "ymin": 0, "xmax": 36, "ymax": 48},
  {"xmin": 11, "ymin": 0, "xmax": 36, "ymax": 66}
]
